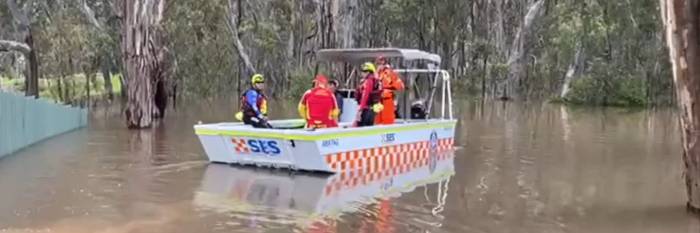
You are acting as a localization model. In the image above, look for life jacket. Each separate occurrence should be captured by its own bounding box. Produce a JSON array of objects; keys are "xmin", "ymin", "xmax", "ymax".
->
[
  {"xmin": 355, "ymin": 74, "xmax": 382, "ymax": 107},
  {"xmin": 377, "ymin": 67, "xmax": 404, "ymax": 99},
  {"xmin": 240, "ymin": 88, "xmax": 267, "ymax": 117},
  {"xmin": 300, "ymin": 87, "xmax": 338, "ymax": 127}
]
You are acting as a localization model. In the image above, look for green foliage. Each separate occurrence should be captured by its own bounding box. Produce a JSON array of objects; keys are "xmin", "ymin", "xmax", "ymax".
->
[
  {"xmin": 565, "ymin": 76, "xmax": 648, "ymax": 107},
  {"xmin": 166, "ymin": 0, "xmax": 236, "ymax": 97},
  {"xmin": 286, "ymin": 67, "xmax": 316, "ymax": 99},
  {"xmin": 0, "ymin": 0, "xmax": 675, "ymax": 108}
]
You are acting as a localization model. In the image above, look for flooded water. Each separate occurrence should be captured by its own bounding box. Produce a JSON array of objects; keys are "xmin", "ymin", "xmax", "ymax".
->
[{"xmin": 0, "ymin": 98, "xmax": 696, "ymax": 233}]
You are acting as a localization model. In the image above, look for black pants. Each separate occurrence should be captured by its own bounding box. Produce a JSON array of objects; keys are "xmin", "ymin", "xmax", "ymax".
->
[
  {"xmin": 243, "ymin": 115, "xmax": 272, "ymax": 128},
  {"xmin": 356, "ymin": 109, "xmax": 375, "ymax": 127}
]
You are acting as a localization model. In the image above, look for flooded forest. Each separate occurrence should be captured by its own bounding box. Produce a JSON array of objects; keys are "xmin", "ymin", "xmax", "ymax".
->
[{"xmin": 5, "ymin": 0, "xmax": 700, "ymax": 232}]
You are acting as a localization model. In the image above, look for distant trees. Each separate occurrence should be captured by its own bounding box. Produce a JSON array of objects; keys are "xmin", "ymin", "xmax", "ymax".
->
[{"xmin": 0, "ymin": 0, "xmax": 676, "ymax": 113}]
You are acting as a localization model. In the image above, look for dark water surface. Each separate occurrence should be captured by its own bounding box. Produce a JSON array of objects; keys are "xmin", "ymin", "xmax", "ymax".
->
[{"xmin": 0, "ymin": 99, "xmax": 696, "ymax": 232}]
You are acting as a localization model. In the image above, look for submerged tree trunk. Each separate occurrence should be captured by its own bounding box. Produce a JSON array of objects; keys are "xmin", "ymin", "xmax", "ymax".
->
[
  {"xmin": 101, "ymin": 57, "xmax": 114, "ymax": 100},
  {"xmin": 25, "ymin": 30, "xmax": 38, "ymax": 97},
  {"xmin": 121, "ymin": 0, "xmax": 166, "ymax": 128},
  {"xmin": 660, "ymin": 0, "xmax": 700, "ymax": 212},
  {"xmin": 57, "ymin": 76, "xmax": 64, "ymax": 102}
]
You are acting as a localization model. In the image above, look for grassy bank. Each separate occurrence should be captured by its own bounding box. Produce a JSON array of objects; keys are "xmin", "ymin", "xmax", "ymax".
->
[{"xmin": 1, "ymin": 74, "xmax": 122, "ymax": 103}]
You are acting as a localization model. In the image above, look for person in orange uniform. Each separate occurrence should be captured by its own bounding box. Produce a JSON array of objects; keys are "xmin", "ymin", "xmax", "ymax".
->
[
  {"xmin": 374, "ymin": 56, "xmax": 404, "ymax": 125},
  {"xmin": 298, "ymin": 75, "xmax": 340, "ymax": 129}
]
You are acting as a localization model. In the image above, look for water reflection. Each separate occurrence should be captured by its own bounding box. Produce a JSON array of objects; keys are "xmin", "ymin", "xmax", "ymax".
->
[{"xmin": 194, "ymin": 152, "xmax": 455, "ymax": 232}]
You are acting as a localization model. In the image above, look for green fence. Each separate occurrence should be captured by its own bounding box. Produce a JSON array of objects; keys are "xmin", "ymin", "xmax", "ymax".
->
[{"xmin": 0, "ymin": 92, "xmax": 88, "ymax": 158}]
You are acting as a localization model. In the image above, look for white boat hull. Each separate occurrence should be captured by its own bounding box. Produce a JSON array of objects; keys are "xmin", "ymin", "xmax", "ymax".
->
[{"xmin": 194, "ymin": 119, "xmax": 457, "ymax": 173}]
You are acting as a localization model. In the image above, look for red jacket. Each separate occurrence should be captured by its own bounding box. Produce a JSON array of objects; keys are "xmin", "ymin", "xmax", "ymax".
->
[
  {"xmin": 355, "ymin": 74, "xmax": 381, "ymax": 109},
  {"xmin": 298, "ymin": 87, "xmax": 339, "ymax": 127}
]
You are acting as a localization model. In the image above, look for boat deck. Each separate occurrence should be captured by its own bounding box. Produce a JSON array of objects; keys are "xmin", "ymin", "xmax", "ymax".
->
[{"xmin": 194, "ymin": 119, "xmax": 458, "ymax": 141}]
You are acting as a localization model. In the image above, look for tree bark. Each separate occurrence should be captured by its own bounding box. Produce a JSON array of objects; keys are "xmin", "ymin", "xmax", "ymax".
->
[
  {"xmin": 121, "ymin": 0, "xmax": 167, "ymax": 128},
  {"xmin": 25, "ymin": 30, "xmax": 39, "ymax": 98},
  {"xmin": 6, "ymin": 0, "xmax": 39, "ymax": 98},
  {"xmin": 560, "ymin": 42, "xmax": 585, "ymax": 99},
  {"xmin": 336, "ymin": 0, "xmax": 357, "ymax": 48},
  {"xmin": 660, "ymin": 0, "xmax": 700, "ymax": 212},
  {"xmin": 79, "ymin": 0, "xmax": 104, "ymax": 31},
  {"xmin": 500, "ymin": 0, "xmax": 545, "ymax": 100},
  {"xmin": 0, "ymin": 40, "xmax": 30, "ymax": 54},
  {"xmin": 101, "ymin": 57, "xmax": 114, "ymax": 100},
  {"xmin": 227, "ymin": 0, "xmax": 257, "ymax": 78}
]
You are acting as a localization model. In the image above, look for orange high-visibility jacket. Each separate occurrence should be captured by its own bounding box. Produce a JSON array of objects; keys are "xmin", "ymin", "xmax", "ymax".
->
[
  {"xmin": 378, "ymin": 67, "xmax": 404, "ymax": 99},
  {"xmin": 375, "ymin": 67, "xmax": 404, "ymax": 125}
]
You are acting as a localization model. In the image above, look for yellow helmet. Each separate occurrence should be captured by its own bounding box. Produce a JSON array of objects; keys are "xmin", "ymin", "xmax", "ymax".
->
[
  {"xmin": 251, "ymin": 74, "xmax": 265, "ymax": 84},
  {"xmin": 361, "ymin": 62, "xmax": 376, "ymax": 73}
]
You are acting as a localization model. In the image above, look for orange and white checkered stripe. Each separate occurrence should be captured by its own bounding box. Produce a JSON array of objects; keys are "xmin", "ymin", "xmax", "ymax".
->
[
  {"xmin": 232, "ymin": 138, "xmax": 250, "ymax": 153},
  {"xmin": 324, "ymin": 138, "xmax": 454, "ymax": 173},
  {"xmin": 323, "ymin": 150, "xmax": 454, "ymax": 196}
]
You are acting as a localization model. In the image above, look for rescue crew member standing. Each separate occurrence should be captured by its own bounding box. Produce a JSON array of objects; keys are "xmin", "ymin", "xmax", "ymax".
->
[
  {"xmin": 239, "ymin": 74, "xmax": 271, "ymax": 128},
  {"xmin": 375, "ymin": 56, "xmax": 404, "ymax": 125},
  {"xmin": 329, "ymin": 79, "xmax": 343, "ymax": 115},
  {"xmin": 354, "ymin": 63, "xmax": 382, "ymax": 127},
  {"xmin": 298, "ymin": 75, "xmax": 340, "ymax": 128}
]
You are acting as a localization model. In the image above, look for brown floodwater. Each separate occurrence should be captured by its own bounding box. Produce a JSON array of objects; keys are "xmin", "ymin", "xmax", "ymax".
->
[{"xmin": 0, "ymin": 98, "xmax": 696, "ymax": 233}]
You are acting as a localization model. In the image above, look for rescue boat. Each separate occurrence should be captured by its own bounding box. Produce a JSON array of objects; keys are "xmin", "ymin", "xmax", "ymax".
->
[{"xmin": 194, "ymin": 48, "xmax": 457, "ymax": 173}]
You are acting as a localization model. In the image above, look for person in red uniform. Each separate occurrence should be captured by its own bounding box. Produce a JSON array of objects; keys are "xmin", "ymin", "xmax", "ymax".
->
[
  {"xmin": 354, "ymin": 62, "xmax": 382, "ymax": 127},
  {"xmin": 298, "ymin": 75, "xmax": 340, "ymax": 129},
  {"xmin": 374, "ymin": 56, "xmax": 404, "ymax": 125}
]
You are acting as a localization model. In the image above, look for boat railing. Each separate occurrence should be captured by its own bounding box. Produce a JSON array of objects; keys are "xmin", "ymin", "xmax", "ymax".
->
[{"xmin": 394, "ymin": 69, "xmax": 453, "ymax": 121}]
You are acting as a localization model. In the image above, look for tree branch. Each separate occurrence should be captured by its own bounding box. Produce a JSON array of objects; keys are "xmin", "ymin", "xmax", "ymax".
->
[
  {"xmin": 227, "ymin": 0, "xmax": 257, "ymax": 76},
  {"xmin": 79, "ymin": 0, "xmax": 104, "ymax": 31},
  {"xmin": 0, "ymin": 39, "xmax": 31, "ymax": 54},
  {"xmin": 6, "ymin": 0, "xmax": 30, "ymax": 30}
]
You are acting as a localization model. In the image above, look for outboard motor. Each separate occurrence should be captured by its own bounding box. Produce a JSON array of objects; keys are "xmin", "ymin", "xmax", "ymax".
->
[{"xmin": 410, "ymin": 100, "xmax": 427, "ymax": 119}]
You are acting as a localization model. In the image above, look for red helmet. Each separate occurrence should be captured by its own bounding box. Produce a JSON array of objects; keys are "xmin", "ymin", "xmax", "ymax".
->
[{"xmin": 314, "ymin": 74, "xmax": 328, "ymax": 88}]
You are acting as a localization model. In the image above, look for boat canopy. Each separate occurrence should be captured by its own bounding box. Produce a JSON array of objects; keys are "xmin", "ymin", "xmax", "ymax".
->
[
  {"xmin": 316, "ymin": 47, "xmax": 453, "ymax": 121},
  {"xmin": 317, "ymin": 48, "xmax": 442, "ymax": 65}
]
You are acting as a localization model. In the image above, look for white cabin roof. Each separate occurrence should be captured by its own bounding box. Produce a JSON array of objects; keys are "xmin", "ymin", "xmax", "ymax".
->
[{"xmin": 317, "ymin": 48, "xmax": 442, "ymax": 65}]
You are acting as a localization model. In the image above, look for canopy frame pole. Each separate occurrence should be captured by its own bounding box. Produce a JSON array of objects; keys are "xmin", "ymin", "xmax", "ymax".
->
[
  {"xmin": 425, "ymin": 71, "xmax": 441, "ymax": 120},
  {"xmin": 441, "ymin": 73, "xmax": 446, "ymax": 119},
  {"xmin": 401, "ymin": 60, "xmax": 409, "ymax": 123},
  {"xmin": 444, "ymin": 71, "xmax": 454, "ymax": 120}
]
